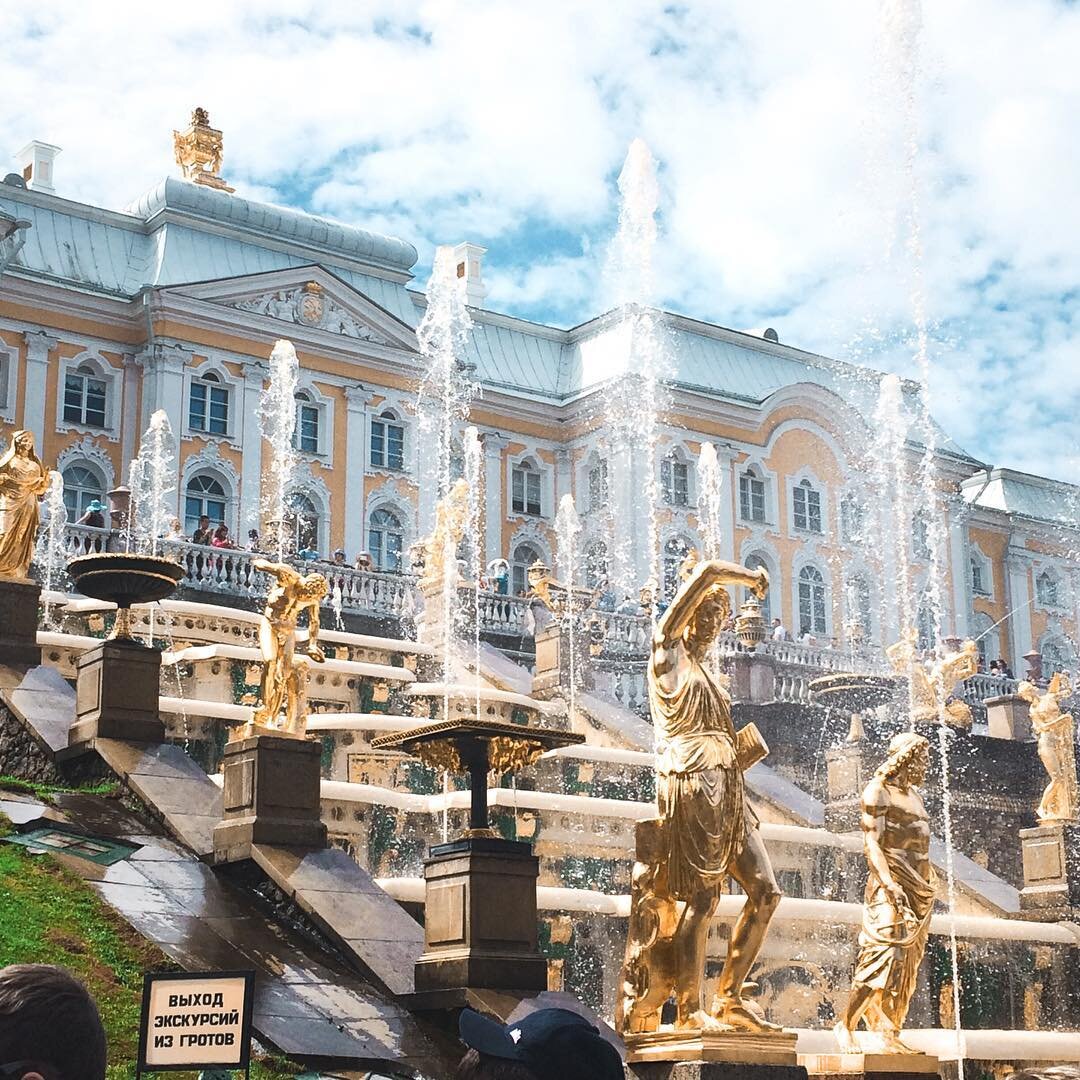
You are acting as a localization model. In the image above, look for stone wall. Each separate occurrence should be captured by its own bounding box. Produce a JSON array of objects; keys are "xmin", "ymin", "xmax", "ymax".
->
[{"xmin": 0, "ymin": 701, "xmax": 108, "ymax": 787}]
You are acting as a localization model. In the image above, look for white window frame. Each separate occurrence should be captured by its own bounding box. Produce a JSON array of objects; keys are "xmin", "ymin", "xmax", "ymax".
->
[
  {"xmin": 55, "ymin": 351, "xmax": 120, "ymax": 440},
  {"xmin": 970, "ymin": 546, "xmax": 994, "ymax": 599},
  {"xmin": 509, "ymin": 454, "xmax": 548, "ymax": 518},
  {"xmin": 370, "ymin": 409, "xmax": 407, "ymax": 472},
  {"xmin": 738, "ymin": 463, "xmax": 773, "ymax": 526},
  {"xmin": 839, "ymin": 492, "xmax": 865, "ymax": 545},
  {"xmin": 661, "ymin": 451, "xmax": 691, "ymax": 508},
  {"xmin": 790, "ymin": 477, "xmax": 824, "ymax": 535},
  {"xmin": 511, "ymin": 541, "xmax": 543, "ymax": 595},
  {"xmin": 186, "ymin": 366, "xmax": 237, "ymax": 440},
  {"xmin": 292, "ymin": 383, "xmax": 333, "ymax": 460},
  {"xmin": 61, "ymin": 460, "xmax": 107, "ymax": 522},
  {"xmin": 183, "ymin": 471, "xmax": 231, "ymax": 535},
  {"xmin": 587, "ymin": 458, "xmax": 609, "ymax": 513},
  {"xmin": 794, "ymin": 561, "xmax": 829, "ymax": 639},
  {"xmin": 0, "ymin": 341, "xmax": 18, "ymax": 423},
  {"xmin": 1035, "ymin": 567, "xmax": 1066, "ymax": 611}
]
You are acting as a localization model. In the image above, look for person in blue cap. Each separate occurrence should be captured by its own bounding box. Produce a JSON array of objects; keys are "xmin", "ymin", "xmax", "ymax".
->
[
  {"xmin": 456, "ymin": 1007, "xmax": 623, "ymax": 1080},
  {"xmin": 75, "ymin": 500, "xmax": 105, "ymax": 528}
]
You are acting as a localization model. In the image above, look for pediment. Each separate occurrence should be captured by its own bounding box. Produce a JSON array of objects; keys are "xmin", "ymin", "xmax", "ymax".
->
[{"xmin": 166, "ymin": 266, "xmax": 418, "ymax": 351}]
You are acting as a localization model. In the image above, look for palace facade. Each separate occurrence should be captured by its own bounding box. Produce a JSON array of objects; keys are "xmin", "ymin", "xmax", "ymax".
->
[{"xmin": 1, "ymin": 133, "xmax": 1077, "ymax": 676}]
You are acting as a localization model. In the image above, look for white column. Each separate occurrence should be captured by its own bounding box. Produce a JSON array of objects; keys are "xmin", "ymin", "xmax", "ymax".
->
[
  {"xmin": 344, "ymin": 386, "xmax": 374, "ymax": 559},
  {"xmin": 713, "ymin": 441, "xmax": 737, "ymax": 562},
  {"xmin": 1006, "ymin": 548, "xmax": 1033, "ymax": 669},
  {"xmin": 415, "ymin": 401, "xmax": 440, "ymax": 541},
  {"xmin": 238, "ymin": 361, "xmax": 267, "ymax": 533},
  {"xmin": 947, "ymin": 505, "xmax": 971, "ymax": 639},
  {"xmin": 554, "ymin": 448, "xmax": 572, "ymax": 508},
  {"xmin": 22, "ymin": 331, "xmax": 57, "ymax": 450},
  {"xmin": 119, "ymin": 353, "xmax": 141, "ymax": 477},
  {"xmin": 482, "ymin": 432, "xmax": 508, "ymax": 565},
  {"xmin": 141, "ymin": 343, "xmax": 189, "ymax": 442}
]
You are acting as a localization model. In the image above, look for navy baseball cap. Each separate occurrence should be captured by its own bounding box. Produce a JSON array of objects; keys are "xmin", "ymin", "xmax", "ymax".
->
[{"xmin": 459, "ymin": 1007, "xmax": 624, "ymax": 1080}]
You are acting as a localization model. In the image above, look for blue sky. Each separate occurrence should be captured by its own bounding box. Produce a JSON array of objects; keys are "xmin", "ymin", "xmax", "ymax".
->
[{"xmin": 3, "ymin": 0, "xmax": 1080, "ymax": 481}]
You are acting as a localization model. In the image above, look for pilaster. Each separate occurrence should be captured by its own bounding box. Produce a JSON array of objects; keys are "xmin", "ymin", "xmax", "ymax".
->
[
  {"xmin": 947, "ymin": 503, "xmax": 970, "ymax": 640},
  {"xmin": 1006, "ymin": 546, "xmax": 1033, "ymax": 667},
  {"xmin": 22, "ymin": 331, "xmax": 58, "ymax": 451},
  {"xmin": 345, "ymin": 385, "xmax": 376, "ymax": 559},
  {"xmin": 482, "ymin": 432, "xmax": 509, "ymax": 565},
  {"xmin": 712, "ymin": 441, "xmax": 737, "ymax": 562},
  {"xmin": 141, "ymin": 343, "xmax": 191, "ymax": 447},
  {"xmin": 119, "ymin": 353, "xmax": 142, "ymax": 479},
  {"xmin": 239, "ymin": 361, "xmax": 267, "ymax": 532}
]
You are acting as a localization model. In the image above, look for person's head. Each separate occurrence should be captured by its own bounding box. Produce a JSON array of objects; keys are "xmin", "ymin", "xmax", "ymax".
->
[
  {"xmin": 248, "ymin": 528, "xmax": 259, "ymax": 540},
  {"xmin": 878, "ymin": 732, "xmax": 931, "ymax": 787},
  {"xmin": 457, "ymin": 1008, "xmax": 622, "ymax": 1080},
  {"xmin": 85, "ymin": 501, "xmax": 104, "ymax": 514},
  {"xmin": 333, "ymin": 549, "xmax": 346, "ymax": 565},
  {"xmin": 213, "ymin": 523, "xmax": 229, "ymax": 538},
  {"xmin": 772, "ymin": 618, "xmax": 781, "ymax": 628},
  {"xmin": 0, "ymin": 964, "xmax": 106, "ymax": 1080},
  {"xmin": 169, "ymin": 517, "xmax": 182, "ymax": 532},
  {"xmin": 198, "ymin": 515, "xmax": 209, "ymax": 529}
]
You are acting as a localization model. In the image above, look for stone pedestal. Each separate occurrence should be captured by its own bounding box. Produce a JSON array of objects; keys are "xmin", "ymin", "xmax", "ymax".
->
[
  {"xmin": 531, "ymin": 621, "xmax": 590, "ymax": 699},
  {"xmin": 985, "ymin": 694, "xmax": 1032, "ymax": 741},
  {"xmin": 212, "ymin": 734, "xmax": 326, "ymax": 863},
  {"xmin": 1019, "ymin": 821, "xmax": 1080, "ymax": 916},
  {"xmin": 414, "ymin": 835, "xmax": 548, "ymax": 993},
  {"xmin": 0, "ymin": 576, "xmax": 42, "ymax": 668},
  {"xmin": 800, "ymin": 1051, "xmax": 939, "ymax": 1080},
  {"xmin": 624, "ymin": 1031, "xmax": 801, "ymax": 1075},
  {"xmin": 824, "ymin": 742, "xmax": 868, "ymax": 831},
  {"xmin": 69, "ymin": 638, "xmax": 165, "ymax": 746},
  {"xmin": 729, "ymin": 651, "xmax": 776, "ymax": 705}
]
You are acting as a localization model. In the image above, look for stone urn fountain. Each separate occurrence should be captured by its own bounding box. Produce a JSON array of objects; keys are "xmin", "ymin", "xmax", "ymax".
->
[{"xmin": 67, "ymin": 552, "xmax": 185, "ymax": 640}]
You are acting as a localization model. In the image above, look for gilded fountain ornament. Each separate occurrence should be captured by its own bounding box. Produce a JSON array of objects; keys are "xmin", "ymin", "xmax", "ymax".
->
[
  {"xmin": 1020, "ymin": 674, "xmax": 1078, "ymax": 824},
  {"xmin": 0, "ymin": 430, "xmax": 53, "ymax": 580},
  {"xmin": 886, "ymin": 628, "xmax": 978, "ymax": 727}
]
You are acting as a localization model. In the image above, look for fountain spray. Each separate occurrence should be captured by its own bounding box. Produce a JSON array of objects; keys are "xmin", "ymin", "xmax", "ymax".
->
[
  {"xmin": 259, "ymin": 340, "xmax": 300, "ymax": 561},
  {"xmin": 555, "ymin": 494, "xmax": 582, "ymax": 723},
  {"xmin": 35, "ymin": 472, "xmax": 68, "ymax": 628},
  {"xmin": 464, "ymin": 426, "xmax": 483, "ymax": 720}
]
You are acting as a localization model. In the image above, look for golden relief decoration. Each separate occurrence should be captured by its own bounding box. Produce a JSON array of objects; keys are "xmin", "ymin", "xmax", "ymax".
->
[
  {"xmin": 1020, "ymin": 674, "xmax": 1079, "ymax": 824},
  {"xmin": 617, "ymin": 558, "xmax": 790, "ymax": 1047},
  {"xmin": 236, "ymin": 559, "xmax": 328, "ymax": 741},
  {"xmin": 835, "ymin": 733, "xmax": 935, "ymax": 1055},
  {"xmin": 173, "ymin": 107, "xmax": 235, "ymax": 193},
  {"xmin": 0, "ymin": 430, "xmax": 53, "ymax": 580}
]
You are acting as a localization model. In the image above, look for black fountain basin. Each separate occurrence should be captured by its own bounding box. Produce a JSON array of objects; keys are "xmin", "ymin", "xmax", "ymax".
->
[
  {"xmin": 809, "ymin": 672, "xmax": 903, "ymax": 713},
  {"xmin": 67, "ymin": 553, "xmax": 185, "ymax": 608}
]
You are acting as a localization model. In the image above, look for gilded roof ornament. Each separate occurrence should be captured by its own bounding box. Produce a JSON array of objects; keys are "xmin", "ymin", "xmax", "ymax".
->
[{"xmin": 173, "ymin": 107, "xmax": 235, "ymax": 193}]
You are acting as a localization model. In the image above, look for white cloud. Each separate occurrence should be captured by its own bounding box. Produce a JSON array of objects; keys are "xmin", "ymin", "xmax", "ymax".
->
[{"xmin": 1, "ymin": 0, "xmax": 1078, "ymax": 480}]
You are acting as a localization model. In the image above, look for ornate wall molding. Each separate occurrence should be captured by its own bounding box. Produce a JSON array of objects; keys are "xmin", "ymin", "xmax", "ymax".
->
[{"xmin": 226, "ymin": 282, "xmax": 391, "ymax": 344}]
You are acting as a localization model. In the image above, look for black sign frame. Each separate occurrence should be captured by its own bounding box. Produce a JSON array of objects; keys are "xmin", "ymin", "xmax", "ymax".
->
[{"xmin": 135, "ymin": 969, "xmax": 255, "ymax": 1078}]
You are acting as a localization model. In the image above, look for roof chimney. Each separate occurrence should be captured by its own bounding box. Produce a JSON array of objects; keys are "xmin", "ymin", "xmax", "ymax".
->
[
  {"xmin": 452, "ymin": 241, "xmax": 487, "ymax": 307},
  {"xmin": 16, "ymin": 141, "xmax": 61, "ymax": 195}
]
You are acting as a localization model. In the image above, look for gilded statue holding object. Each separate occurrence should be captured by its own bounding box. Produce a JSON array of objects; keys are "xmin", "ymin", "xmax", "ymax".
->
[
  {"xmin": 418, "ymin": 478, "xmax": 470, "ymax": 590},
  {"xmin": 617, "ymin": 557, "xmax": 783, "ymax": 1040},
  {"xmin": 1020, "ymin": 674, "xmax": 1078, "ymax": 824},
  {"xmin": 238, "ymin": 559, "xmax": 328, "ymax": 740},
  {"xmin": 886, "ymin": 629, "xmax": 978, "ymax": 727},
  {"xmin": 835, "ymin": 732, "xmax": 935, "ymax": 1055},
  {"xmin": 0, "ymin": 430, "xmax": 53, "ymax": 580}
]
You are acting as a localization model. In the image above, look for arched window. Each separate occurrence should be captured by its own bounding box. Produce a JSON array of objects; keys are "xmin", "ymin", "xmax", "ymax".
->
[
  {"xmin": 845, "ymin": 575, "xmax": 872, "ymax": 644},
  {"xmin": 184, "ymin": 474, "xmax": 227, "ymax": 534},
  {"xmin": 370, "ymin": 410, "xmax": 405, "ymax": 470},
  {"xmin": 512, "ymin": 460, "xmax": 542, "ymax": 516},
  {"xmin": 792, "ymin": 479, "xmax": 822, "ymax": 533},
  {"xmin": 739, "ymin": 468, "xmax": 766, "ymax": 523},
  {"xmin": 797, "ymin": 565, "xmax": 827, "ymax": 637},
  {"xmin": 661, "ymin": 453, "xmax": 689, "ymax": 507},
  {"xmin": 916, "ymin": 603, "xmax": 937, "ymax": 653},
  {"xmin": 971, "ymin": 613, "xmax": 997, "ymax": 669},
  {"xmin": 840, "ymin": 494, "xmax": 864, "ymax": 543},
  {"xmin": 63, "ymin": 363, "xmax": 108, "ymax": 428},
  {"xmin": 588, "ymin": 460, "xmax": 609, "ymax": 513},
  {"xmin": 62, "ymin": 464, "xmax": 105, "ymax": 521},
  {"xmin": 1037, "ymin": 571, "xmax": 1061, "ymax": 608},
  {"xmin": 662, "ymin": 536, "xmax": 692, "ymax": 600},
  {"xmin": 512, "ymin": 543, "xmax": 541, "ymax": 596},
  {"xmin": 285, "ymin": 492, "xmax": 320, "ymax": 553},
  {"xmin": 745, "ymin": 554, "xmax": 772, "ymax": 625},
  {"xmin": 971, "ymin": 555, "xmax": 989, "ymax": 596},
  {"xmin": 912, "ymin": 518, "xmax": 931, "ymax": 562},
  {"xmin": 294, "ymin": 391, "xmax": 320, "ymax": 453},
  {"xmin": 584, "ymin": 539, "xmax": 608, "ymax": 589},
  {"xmin": 189, "ymin": 370, "xmax": 230, "ymax": 436},
  {"xmin": 368, "ymin": 508, "xmax": 404, "ymax": 571},
  {"xmin": 1042, "ymin": 638, "xmax": 1071, "ymax": 678}
]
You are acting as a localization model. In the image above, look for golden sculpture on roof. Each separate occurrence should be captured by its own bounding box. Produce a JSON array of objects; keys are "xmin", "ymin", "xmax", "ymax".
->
[
  {"xmin": 835, "ymin": 732, "xmax": 935, "ymax": 1055},
  {"xmin": 237, "ymin": 559, "xmax": 328, "ymax": 740},
  {"xmin": 173, "ymin": 107, "xmax": 235, "ymax": 193},
  {"xmin": 617, "ymin": 558, "xmax": 789, "ymax": 1050},
  {"xmin": 1020, "ymin": 674, "xmax": 1079, "ymax": 824},
  {"xmin": 0, "ymin": 430, "xmax": 53, "ymax": 580}
]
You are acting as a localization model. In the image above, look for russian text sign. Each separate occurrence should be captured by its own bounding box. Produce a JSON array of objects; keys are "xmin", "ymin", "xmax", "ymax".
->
[{"xmin": 137, "ymin": 970, "xmax": 255, "ymax": 1072}]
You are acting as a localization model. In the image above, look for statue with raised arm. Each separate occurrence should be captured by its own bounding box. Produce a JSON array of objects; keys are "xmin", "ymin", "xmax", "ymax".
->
[
  {"xmin": 1020, "ymin": 674, "xmax": 1078, "ymax": 824},
  {"xmin": 887, "ymin": 629, "xmax": 978, "ymax": 727},
  {"xmin": 617, "ymin": 557, "xmax": 782, "ymax": 1039},
  {"xmin": 835, "ymin": 732, "xmax": 935, "ymax": 1055},
  {"xmin": 0, "ymin": 430, "xmax": 52, "ymax": 580},
  {"xmin": 418, "ymin": 478, "xmax": 470, "ymax": 590},
  {"xmin": 240, "ymin": 559, "xmax": 328, "ymax": 739}
]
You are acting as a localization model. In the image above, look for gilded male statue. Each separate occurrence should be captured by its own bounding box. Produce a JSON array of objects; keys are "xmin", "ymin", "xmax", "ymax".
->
[
  {"xmin": 0, "ymin": 430, "xmax": 52, "ymax": 580},
  {"xmin": 1019, "ymin": 674, "xmax": 1078, "ymax": 824},
  {"xmin": 618, "ymin": 557, "xmax": 781, "ymax": 1037},
  {"xmin": 835, "ymin": 732, "xmax": 935, "ymax": 1054},
  {"xmin": 242, "ymin": 559, "xmax": 328, "ymax": 739}
]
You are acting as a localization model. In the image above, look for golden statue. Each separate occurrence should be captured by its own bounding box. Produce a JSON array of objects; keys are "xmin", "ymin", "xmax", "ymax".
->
[
  {"xmin": 617, "ymin": 558, "xmax": 782, "ymax": 1038},
  {"xmin": 238, "ymin": 559, "xmax": 328, "ymax": 740},
  {"xmin": 173, "ymin": 106, "xmax": 235, "ymax": 192},
  {"xmin": 418, "ymin": 478, "xmax": 470, "ymax": 590},
  {"xmin": 835, "ymin": 732, "xmax": 935, "ymax": 1055},
  {"xmin": 1020, "ymin": 674, "xmax": 1078, "ymax": 824},
  {"xmin": 886, "ymin": 629, "xmax": 978, "ymax": 726},
  {"xmin": 0, "ymin": 430, "xmax": 53, "ymax": 580}
]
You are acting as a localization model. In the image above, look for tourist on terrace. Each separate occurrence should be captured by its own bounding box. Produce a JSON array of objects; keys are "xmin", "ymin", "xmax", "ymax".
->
[
  {"xmin": 0, "ymin": 963, "xmax": 106, "ymax": 1080},
  {"xmin": 165, "ymin": 517, "xmax": 184, "ymax": 542},
  {"xmin": 246, "ymin": 528, "xmax": 261, "ymax": 551},
  {"xmin": 331, "ymin": 548, "xmax": 347, "ymax": 566},
  {"xmin": 75, "ymin": 500, "xmax": 105, "ymax": 529},
  {"xmin": 772, "ymin": 617, "xmax": 790, "ymax": 642},
  {"xmin": 355, "ymin": 551, "xmax": 373, "ymax": 571},
  {"xmin": 997, "ymin": 658, "xmax": 1014, "ymax": 679},
  {"xmin": 457, "ymin": 1006, "xmax": 622, "ymax": 1080},
  {"xmin": 211, "ymin": 523, "xmax": 237, "ymax": 549},
  {"xmin": 191, "ymin": 515, "xmax": 212, "ymax": 545}
]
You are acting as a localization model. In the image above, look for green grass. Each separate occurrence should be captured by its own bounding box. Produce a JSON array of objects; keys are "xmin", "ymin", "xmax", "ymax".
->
[
  {"xmin": 0, "ymin": 774, "xmax": 121, "ymax": 800},
  {"xmin": 0, "ymin": 813, "xmax": 298, "ymax": 1080}
]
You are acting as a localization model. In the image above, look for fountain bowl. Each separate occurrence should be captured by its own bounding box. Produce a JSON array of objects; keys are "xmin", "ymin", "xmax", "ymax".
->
[
  {"xmin": 67, "ymin": 553, "xmax": 185, "ymax": 639},
  {"xmin": 809, "ymin": 672, "xmax": 903, "ymax": 714}
]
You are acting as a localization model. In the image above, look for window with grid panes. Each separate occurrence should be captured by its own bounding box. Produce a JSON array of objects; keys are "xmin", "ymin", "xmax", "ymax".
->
[
  {"xmin": 63, "ymin": 365, "xmax": 107, "ymax": 427},
  {"xmin": 189, "ymin": 373, "xmax": 229, "ymax": 435},
  {"xmin": 512, "ymin": 465, "xmax": 542, "ymax": 515},
  {"xmin": 370, "ymin": 412, "xmax": 405, "ymax": 469},
  {"xmin": 739, "ymin": 472, "xmax": 766, "ymax": 522},
  {"xmin": 792, "ymin": 479, "xmax": 822, "ymax": 533}
]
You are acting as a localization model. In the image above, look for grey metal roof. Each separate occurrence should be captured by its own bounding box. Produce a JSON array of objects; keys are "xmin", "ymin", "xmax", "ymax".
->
[{"xmin": 964, "ymin": 468, "xmax": 1080, "ymax": 526}]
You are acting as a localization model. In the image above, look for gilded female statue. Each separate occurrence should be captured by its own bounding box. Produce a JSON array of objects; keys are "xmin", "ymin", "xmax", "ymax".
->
[
  {"xmin": 835, "ymin": 732, "xmax": 935, "ymax": 1054},
  {"xmin": 0, "ymin": 430, "xmax": 52, "ymax": 580},
  {"xmin": 617, "ymin": 557, "xmax": 782, "ymax": 1037},
  {"xmin": 1019, "ymin": 674, "xmax": 1078, "ymax": 824}
]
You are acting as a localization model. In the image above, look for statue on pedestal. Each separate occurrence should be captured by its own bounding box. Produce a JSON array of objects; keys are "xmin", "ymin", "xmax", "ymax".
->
[
  {"xmin": 887, "ymin": 629, "xmax": 978, "ymax": 727},
  {"xmin": 617, "ymin": 557, "xmax": 782, "ymax": 1039},
  {"xmin": 240, "ymin": 559, "xmax": 328, "ymax": 739},
  {"xmin": 835, "ymin": 732, "xmax": 935, "ymax": 1054},
  {"xmin": 0, "ymin": 430, "xmax": 52, "ymax": 580},
  {"xmin": 1020, "ymin": 674, "xmax": 1078, "ymax": 824}
]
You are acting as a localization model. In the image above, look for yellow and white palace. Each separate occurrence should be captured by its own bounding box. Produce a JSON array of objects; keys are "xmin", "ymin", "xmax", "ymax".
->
[{"xmin": 1, "ymin": 122, "xmax": 1077, "ymax": 679}]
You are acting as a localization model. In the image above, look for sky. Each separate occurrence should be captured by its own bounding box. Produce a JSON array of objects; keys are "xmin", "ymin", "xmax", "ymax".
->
[{"xmin": 3, "ymin": 0, "xmax": 1079, "ymax": 481}]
